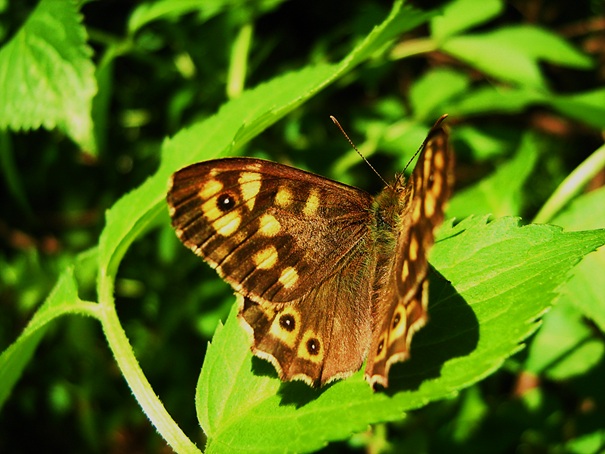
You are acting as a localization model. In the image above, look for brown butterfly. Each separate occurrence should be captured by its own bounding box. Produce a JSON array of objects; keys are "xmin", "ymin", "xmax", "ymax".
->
[{"xmin": 167, "ymin": 115, "xmax": 454, "ymax": 388}]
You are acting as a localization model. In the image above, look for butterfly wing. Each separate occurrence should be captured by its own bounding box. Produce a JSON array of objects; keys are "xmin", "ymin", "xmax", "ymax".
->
[
  {"xmin": 365, "ymin": 117, "xmax": 454, "ymax": 388},
  {"xmin": 168, "ymin": 157, "xmax": 374, "ymax": 303},
  {"xmin": 241, "ymin": 237, "xmax": 374, "ymax": 387},
  {"xmin": 168, "ymin": 157, "xmax": 377, "ymax": 385}
]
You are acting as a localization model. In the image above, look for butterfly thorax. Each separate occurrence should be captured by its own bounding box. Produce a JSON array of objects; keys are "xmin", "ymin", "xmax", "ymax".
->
[
  {"xmin": 369, "ymin": 177, "xmax": 410, "ymax": 293},
  {"xmin": 372, "ymin": 177, "xmax": 410, "ymax": 243}
]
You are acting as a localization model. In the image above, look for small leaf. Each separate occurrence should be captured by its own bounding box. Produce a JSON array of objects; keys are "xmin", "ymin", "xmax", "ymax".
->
[
  {"xmin": 525, "ymin": 301, "xmax": 604, "ymax": 380},
  {"xmin": 448, "ymin": 131, "xmax": 540, "ymax": 219},
  {"xmin": 431, "ymin": 0, "xmax": 504, "ymax": 41},
  {"xmin": 550, "ymin": 88, "xmax": 605, "ymax": 129},
  {"xmin": 553, "ymin": 187, "xmax": 605, "ymax": 333},
  {"xmin": 442, "ymin": 25, "xmax": 592, "ymax": 88},
  {"xmin": 128, "ymin": 0, "xmax": 285, "ymax": 35},
  {"xmin": 451, "ymin": 86, "xmax": 544, "ymax": 116},
  {"xmin": 409, "ymin": 68, "xmax": 470, "ymax": 120}
]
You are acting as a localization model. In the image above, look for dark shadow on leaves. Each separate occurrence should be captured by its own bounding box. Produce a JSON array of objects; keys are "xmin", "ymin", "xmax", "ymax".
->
[
  {"xmin": 250, "ymin": 356, "xmax": 329, "ymax": 406},
  {"xmin": 278, "ymin": 380, "xmax": 330, "ymax": 407},
  {"xmin": 250, "ymin": 268, "xmax": 477, "ymax": 401},
  {"xmin": 384, "ymin": 269, "xmax": 479, "ymax": 395},
  {"xmin": 250, "ymin": 355, "xmax": 279, "ymax": 380}
]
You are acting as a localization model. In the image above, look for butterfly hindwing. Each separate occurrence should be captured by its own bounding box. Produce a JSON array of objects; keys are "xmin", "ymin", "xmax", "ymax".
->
[{"xmin": 240, "ymin": 241, "xmax": 374, "ymax": 386}]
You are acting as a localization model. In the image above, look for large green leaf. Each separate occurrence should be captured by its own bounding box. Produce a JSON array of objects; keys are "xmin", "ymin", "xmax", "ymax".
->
[{"xmin": 197, "ymin": 216, "xmax": 605, "ymax": 452}]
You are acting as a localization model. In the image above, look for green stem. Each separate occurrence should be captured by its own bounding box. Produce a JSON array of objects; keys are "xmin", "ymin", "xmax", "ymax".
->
[
  {"xmin": 227, "ymin": 22, "xmax": 253, "ymax": 99},
  {"xmin": 98, "ymin": 272, "xmax": 201, "ymax": 453},
  {"xmin": 533, "ymin": 142, "xmax": 605, "ymax": 224},
  {"xmin": 390, "ymin": 37, "xmax": 437, "ymax": 60}
]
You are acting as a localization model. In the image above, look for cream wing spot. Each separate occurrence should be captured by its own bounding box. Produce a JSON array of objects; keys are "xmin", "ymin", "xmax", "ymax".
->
[
  {"xmin": 253, "ymin": 245, "xmax": 279, "ymax": 269},
  {"xmin": 423, "ymin": 145, "xmax": 433, "ymax": 179},
  {"xmin": 412, "ymin": 199, "xmax": 422, "ymax": 223},
  {"xmin": 201, "ymin": 198, "xmax": 220, "ymax": 222},
  {"xmin": 433, "ymin": 148, "xmax": 445, "ymax": 170},
  {"xmin": 409, "ymin": 233, "xmax": 419, "ymax": 261},
  {"xmin": 275, "ymin": 186, "xmax": 293, "ymax": 208},
  {"xmin": 424, "ymin": 192, "xmax": 436, "ymax": 217},
  {"xmin": 431, "ymin": 171, "xmax": 443, "ymax": 193},
  {"xmin": 279, "ymin": 266, "xmax": 299, "ymax": 289},
  {"xmin": 302, "ymin": 188, "xmax": 320, "ymax": 216},
  {"xmin": 200, "ymin": 185, "xmax": 242, "ymax": 236},
  {"xmin": 239, "ymin": 172, "xmax": 262, "ymax": 211},
  {"xmin": 259, "ymin": 214, "xmax": 281, "ymax": 236},
  {"xmin": 213, "ymin": 211, "xmax": 241, "ymax": 236},
  {"xmin": 401, "ymin": 259, "xmax": 409, "ymax": 282},
  {"xmin": 200, "ymin": 179, "xmax": 224, "ymax": 200},
  {"xmin": 244, "ymin": 161, "xmax": 262, "ymax": 172}
]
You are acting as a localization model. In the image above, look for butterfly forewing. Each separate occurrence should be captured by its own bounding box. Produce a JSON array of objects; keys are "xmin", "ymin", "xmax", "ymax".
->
[{"xmin": 168, "ymin": 158, "xmax": 374, "ymax": 303}]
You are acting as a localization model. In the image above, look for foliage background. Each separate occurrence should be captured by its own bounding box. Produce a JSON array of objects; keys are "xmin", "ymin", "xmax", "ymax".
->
[{"xmin": 1, "ymin": 0, "xmax": 604, "ymax": 452}]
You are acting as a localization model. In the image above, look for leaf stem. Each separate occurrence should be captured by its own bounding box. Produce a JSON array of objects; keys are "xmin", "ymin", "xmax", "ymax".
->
[
  {"xmin": 390, "ymin": 37, "xmax": 437, "ymax": 60},
  {"xmin": 227, "ymin": 22, "xmax": 253, "ymax": 99},
  {"xmin": 98, "ymin": 272, "xmax": 201, "ymax": 453},
  {"xmin": 533, "ymin": 142, "xmax": 605, "ymax": 224}
]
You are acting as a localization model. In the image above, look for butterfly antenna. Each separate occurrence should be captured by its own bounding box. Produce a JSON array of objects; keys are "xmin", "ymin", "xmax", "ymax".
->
[
  {"xmin": 403, "ymin": 114, "xmax": 449, "ymax": 174},
  {"xmin": 330, "ymin": 116, "xmax": 390, "ymax": 188}
]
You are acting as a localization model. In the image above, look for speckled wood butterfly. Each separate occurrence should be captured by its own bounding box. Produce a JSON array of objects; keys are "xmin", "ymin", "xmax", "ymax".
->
[{"xmin": 167, "ymin": 115, "xmax": 454, "ymax": 388}]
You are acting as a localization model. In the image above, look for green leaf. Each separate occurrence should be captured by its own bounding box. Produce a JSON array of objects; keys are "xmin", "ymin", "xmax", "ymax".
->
[
  {"xmin": 431, "ymin": 0, "xmax": 504, "ymax": 41},
  {"xmin": 449, "ymin": 85, "xmax": 605, "ymax": 129},
  {"xmin": 196, "ymin": 216, "xmax": 605, "ymax": 452},
  {"xmin": 441, "ymin": 25, "xmax": 592, "ymax": 88},
  {"xmin": 550, "ymin": 88, "xmax": 605, "ymax": 129},
  {"xmin": 525, "ymin": 300, "xmax": 604, "ymax": 380},
  {"xmin": 0, "ymin": 266, "xmax": 98, "ymax": 410},
  {"xmin": 448, "ymin": 131, "xmax": 539, "ymax": 219},
  {"xmin": 128, "ymin": 0, "xmax": 285, "ymax": 35},
  {"xmin": 451, "ymin": 85, "xmax": 544, "ymax": 116},
  {"xmin": 0, "ymin": 0, "xmax": 97, "ymax": 153},
  {"xmin": 454, "ymin": 124, "xmax": 512, "ymax": 161},
  {"xmin": 564, "ymin": 430, "xmax": 605, "ymax": 454},
  {"xmin": 409, "ymin": 68, "xmax": 470, "ymax": 120},
  {"xmin": 553, "ymin": 187, "xmax": 605, "ymax": 333}
]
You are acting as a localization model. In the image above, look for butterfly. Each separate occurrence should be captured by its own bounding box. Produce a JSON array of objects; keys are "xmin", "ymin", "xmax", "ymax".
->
[{"xmin": 167, "ymin": 115, "xmax": 454, "ymax": 388}]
